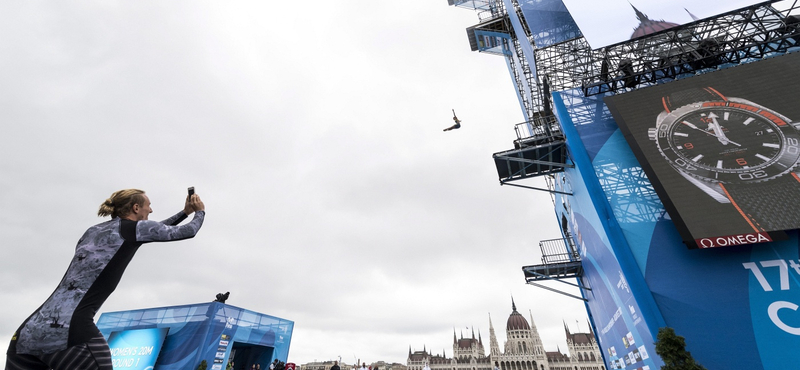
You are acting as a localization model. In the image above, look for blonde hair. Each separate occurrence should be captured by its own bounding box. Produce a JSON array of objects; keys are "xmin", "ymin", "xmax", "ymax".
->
[{"xmin": 98, "ymin": 189, "xmax": 146, "ymax": 218}]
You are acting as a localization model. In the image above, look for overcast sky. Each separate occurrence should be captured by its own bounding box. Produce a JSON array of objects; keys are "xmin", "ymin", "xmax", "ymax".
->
[{"xmin": 0, "ymin": 0, "xmax": 767, "ymax": 366}]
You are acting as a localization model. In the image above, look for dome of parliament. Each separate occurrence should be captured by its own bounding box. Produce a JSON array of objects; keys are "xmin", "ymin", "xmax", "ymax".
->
[{"xmin": 505, "ymin": 301, "xmax": 530, "ymax": 331}]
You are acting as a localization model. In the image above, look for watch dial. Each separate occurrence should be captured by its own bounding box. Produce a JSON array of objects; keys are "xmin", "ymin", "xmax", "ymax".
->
[
  {"xmin": 670, "ymin": 108, "xmax": 781, "ymax": 170},
  {"xmin": 655, "ymin": 102, "xmax": 800, "ymax": 183}
]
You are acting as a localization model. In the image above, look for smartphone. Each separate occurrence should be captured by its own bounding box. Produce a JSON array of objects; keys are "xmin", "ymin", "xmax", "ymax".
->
[{"xmin": 188, "ymin": 187, "xmax": 195, "ymax": 196}]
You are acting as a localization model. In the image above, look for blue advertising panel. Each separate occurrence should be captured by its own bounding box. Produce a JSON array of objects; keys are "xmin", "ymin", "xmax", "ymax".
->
[
  {"xmin": 550, "ymin": 90, "xmax": 663, "ymax": 369},
  {"xmin": 552, "ymin": 170, "xmax": 661, "ymax": 370},
  {"xmin": 518, "ymin": 0, "xmax": 582, "ymax": 48},
  {"xmin": 108, "ymin": 328, "xmax": 169, "ymax": 370}
]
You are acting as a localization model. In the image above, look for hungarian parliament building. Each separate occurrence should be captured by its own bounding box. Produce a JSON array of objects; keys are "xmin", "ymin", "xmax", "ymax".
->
[{"xmin": 406, "ymin": 301, "xmax": 605, "ymax": 370}]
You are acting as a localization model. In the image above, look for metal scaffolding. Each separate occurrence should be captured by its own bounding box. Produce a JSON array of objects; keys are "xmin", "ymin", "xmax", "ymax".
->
[
  {"xmin": 594, "ymin": 161, "xmax": 668, "ymax": 224},
  {"xmin": 534, "ymin": 1, "xmax": 800, "ymax": 96}
]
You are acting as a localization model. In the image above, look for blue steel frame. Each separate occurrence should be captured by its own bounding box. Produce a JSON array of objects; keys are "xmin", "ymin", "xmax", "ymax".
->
[{"xmin": 553, "ymin": 92, "xmax": 666, "ymax": 340}]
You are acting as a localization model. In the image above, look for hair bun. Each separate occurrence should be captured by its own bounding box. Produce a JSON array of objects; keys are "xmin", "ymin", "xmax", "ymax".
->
[{"xmin": 98, "ymin": 189, "xmax": 145, "ymax": 218}]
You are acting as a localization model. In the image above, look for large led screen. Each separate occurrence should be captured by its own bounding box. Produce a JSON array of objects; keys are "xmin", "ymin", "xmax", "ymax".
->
[
  {"xmin": 107, "ymin": 328, "xmax": 170, "ymax": 370},
  {"xmin": 605, "ymin": 52, "xmax": 800, "ymax": 248}
]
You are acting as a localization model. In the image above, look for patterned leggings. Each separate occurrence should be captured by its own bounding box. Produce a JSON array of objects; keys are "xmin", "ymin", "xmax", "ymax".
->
[{"xmin": 5, "ymin": 336, "xmax": 112, "ymax": 370}]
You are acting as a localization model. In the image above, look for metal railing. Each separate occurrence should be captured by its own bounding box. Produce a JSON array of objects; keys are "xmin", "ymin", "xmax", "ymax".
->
[
  {"xmin": 448, "ymin": 0, "xmax": 493, "ymax": 11},
  {"xmin": 514, "ymin": 115, "xmax": 561, "ymax": 139},
  {"xmin": 539, "ymin": 237, "xmax": 579, "ymax": 264}
]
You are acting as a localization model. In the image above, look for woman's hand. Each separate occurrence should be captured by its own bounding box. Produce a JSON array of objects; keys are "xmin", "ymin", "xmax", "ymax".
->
[
  {"xmin": 183, "ymin": 194, "xmax": 205, "ymax": 214},
  {"xmin": 189, "ymin": 194, "xmax": 205, "ymax": 212}
]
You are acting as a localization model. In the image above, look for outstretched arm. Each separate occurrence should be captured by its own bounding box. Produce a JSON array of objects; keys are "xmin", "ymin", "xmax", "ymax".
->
[
  {"xmin": 161, "ymin": 212, "xmax": 188, "ymax": 226},
  {"xmin": 137, "ymin": 211, "xmax": 204, "ymax": 242},
  {"xmin": 161, "ymin": 193, "xmax": 202, "ymax": 225},
  {"xmin": 138, "ymin": 194, "xmax": 206, "ymax": 242}
]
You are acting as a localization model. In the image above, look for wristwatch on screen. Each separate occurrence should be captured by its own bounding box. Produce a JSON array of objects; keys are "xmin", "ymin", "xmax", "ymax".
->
[{"xmin": 648, "ymin": 86, "xmax": 800, "ymax": 231}]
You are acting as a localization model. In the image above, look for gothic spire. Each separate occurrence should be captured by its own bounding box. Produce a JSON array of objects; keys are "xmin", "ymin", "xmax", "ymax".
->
[
  {"xmin": 528, "ymin": 309, "xmax": 538, "ymax": 331},
  {"xmin": 684, "ymin": 7, "xmax": 699, "ymax": 21},
  {"xmin": 488, "ymin": 313, "xmax": 501, "ymax": 356},
  {"xmin": 630, "ymin": 3, "xmax": 649, "ymax": 22}
]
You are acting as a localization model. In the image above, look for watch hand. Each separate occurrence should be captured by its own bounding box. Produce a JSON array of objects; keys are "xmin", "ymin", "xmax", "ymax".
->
[
  {"xmin": 682, "ymin": 121, "xmax": 723, "ymax": 139},
  {"xmin": 682, "ymin": 121, "xmax": 701, "ymax": 130},
  {"xmin": 707, "ymin": 113, "xmax": 730, "ymax": 145},
  {"xmin": 681, "ymin": 120, "xmax": 740, "ymax": 146},
  {"xmin": 724, "ymin": 138, "xmax": 742, "ymax": 147}
]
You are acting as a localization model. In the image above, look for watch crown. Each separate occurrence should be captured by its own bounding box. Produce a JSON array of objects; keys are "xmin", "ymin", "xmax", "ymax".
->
[{"xmin": 648, "ymin": 128, "xmax": 658, "ymax": 140}]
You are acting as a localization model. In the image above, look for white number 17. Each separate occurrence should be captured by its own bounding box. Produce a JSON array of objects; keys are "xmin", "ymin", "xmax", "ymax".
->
[{"xmin": 743, "ymin": 260, "xmax": 790, "ymax": 291}]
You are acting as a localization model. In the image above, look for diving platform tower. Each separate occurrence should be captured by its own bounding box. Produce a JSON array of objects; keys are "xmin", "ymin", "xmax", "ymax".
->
[
  {"xmin": 450, "ymin": 0, "xmax": 583, "ymax": 301},
  {"xmin": 447, "ymin": 0, "xmax": 800, "ymax": 369}
]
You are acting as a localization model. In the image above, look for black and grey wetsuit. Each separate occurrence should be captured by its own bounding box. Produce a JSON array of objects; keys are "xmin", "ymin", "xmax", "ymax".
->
[{"xmin": 8, "ymin": 210, "xmax": 205, "ymax": 356}]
